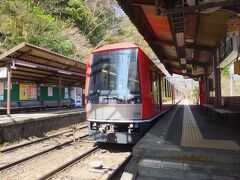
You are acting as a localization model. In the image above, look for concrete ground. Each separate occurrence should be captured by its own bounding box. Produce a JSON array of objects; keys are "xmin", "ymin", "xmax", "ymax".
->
[
  {"xmin": 121, "ymin": 99, "xmax": 240, "ymax": 179},
  {"xmin": 0, "ymin": 108, "xmax": 85, "ymax": 126}
]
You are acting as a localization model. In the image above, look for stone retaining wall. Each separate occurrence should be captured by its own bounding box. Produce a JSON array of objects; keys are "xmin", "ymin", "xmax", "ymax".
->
[{"xmin": 0, "ymin": 112, "xmax": 86, "ymax": 143}]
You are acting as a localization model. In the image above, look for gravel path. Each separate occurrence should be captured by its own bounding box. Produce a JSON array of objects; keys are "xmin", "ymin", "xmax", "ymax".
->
[
  {"xmin": 51, "ymin": 147, "xmax": 131, "ymax": 180},
  {"xmin": 0, "ymin": 127, "xmax": 88, "ymax": 170},
  {"xmin": 0, "ymin": 142, "xmax": 96, "ymax": 180}
]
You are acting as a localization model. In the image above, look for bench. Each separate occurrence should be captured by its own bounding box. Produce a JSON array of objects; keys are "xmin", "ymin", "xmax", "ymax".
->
[
  {"xmin": 202, "ymin": 103, "xmax": 215, "ymax": 109},
  {"xmin": 61, "ymin": 100, "xmax": 75, "ymax": 108},
  {"xmin": 213, "ymin": 97, "xmax": 240, "ymax": 124},
  {"xmin": 0, "ymin": 102, "xmax": 22, "ymax": 114},
  {"xmin": 19, "ymin": 101, "xmax": 43, "ymax": 111},
  {"xmin": 201, "ymin": 103, "xmax": 215, "ymax": 115},
  {"xmin": 42, "ymin": 101, "xmax": 59, "ymax": 109}
]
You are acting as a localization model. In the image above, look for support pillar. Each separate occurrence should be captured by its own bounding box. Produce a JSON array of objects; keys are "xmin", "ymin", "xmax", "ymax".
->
[
  {"xmin": 7, "ymin": 66, "xmax": 12, "ymax": 116},
  {"xmin": 204, "ymin": 66, "xmax": 209, "ymax": 104},
  {"xmin": 213, "ymin": 51, "xmax": 221, "ymax": 108},
  {"xmin": 199, "ymin": 77, "xmax": 205, "ymax": 105},
  {"xmin": 59, "ymin": 74, "xmax": 62, "ymax": 110}
]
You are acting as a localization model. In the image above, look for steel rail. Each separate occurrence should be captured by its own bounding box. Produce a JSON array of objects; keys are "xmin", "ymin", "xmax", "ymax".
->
[
  {"xmin": 106, "ymin": 154, "xmax": 132, "ymax": 180},
  {"xmin": 0, "ymin": 134, "xmax": 89, "ymax": 171},
  {"xmin": 0, "ymin": 126, "xmax": 88, "ymax": 153},
  {"xmin": 38, "ymin": 147, "xmax": 100, "ymax": 180}
]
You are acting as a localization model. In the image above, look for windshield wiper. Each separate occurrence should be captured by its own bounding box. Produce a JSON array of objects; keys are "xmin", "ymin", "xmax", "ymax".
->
[
  {"xmin": 127, "ymin": 96, "xmax": 140, "ymax": 103},
  {"xmin": 86, "ymin": 91, "xmax": 99, "ymax": 100},
  {"xmin": 112, "ymin": 96, "xmax": 124, "ymax": 102}
]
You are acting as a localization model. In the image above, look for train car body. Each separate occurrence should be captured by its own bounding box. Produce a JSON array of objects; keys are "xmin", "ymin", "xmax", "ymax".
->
[{"xmin": 85, "ymin": 42, "xmax": 180, "ymax": 144}]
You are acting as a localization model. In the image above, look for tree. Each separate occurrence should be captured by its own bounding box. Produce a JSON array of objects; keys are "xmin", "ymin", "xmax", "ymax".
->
[{"xmin": 0, "ymin": 0, "xmax": 75, "ymax": 58}]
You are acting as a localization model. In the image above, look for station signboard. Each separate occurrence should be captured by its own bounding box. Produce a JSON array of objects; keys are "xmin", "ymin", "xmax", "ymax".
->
[
  {"xmin": 228, "ymin": 17, "xmax": 240, "ymax": 32},
  {"xmin": 0, "ymin": 67, "xmax": 7, "ymax": 79},
  {"xmin": 234, "ymin": 61, "xmax": 240, "ymax": 74},
  {"xmin": 218, "ymin": 35, "xmax": 238, "ymax": 68}
]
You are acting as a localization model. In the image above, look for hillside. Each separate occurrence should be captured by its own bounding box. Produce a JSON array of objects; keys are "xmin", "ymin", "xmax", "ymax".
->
[{"xmin": 0, "ymin": 0, "xmax": 152, "ymax": 62}]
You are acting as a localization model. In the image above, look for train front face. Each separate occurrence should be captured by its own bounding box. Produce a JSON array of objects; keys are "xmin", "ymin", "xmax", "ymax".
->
[{"xmin": 86, "ymin": 48, "xmax": 145, "ymax": 144}]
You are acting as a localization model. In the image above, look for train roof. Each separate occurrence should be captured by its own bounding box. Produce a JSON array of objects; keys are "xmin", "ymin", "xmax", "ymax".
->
[{"xmin": 93, "ymin": 42, "xmax": 138, "ymax": 53}]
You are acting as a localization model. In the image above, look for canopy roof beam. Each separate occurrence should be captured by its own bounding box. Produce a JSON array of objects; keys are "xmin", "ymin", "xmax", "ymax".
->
[
  {"xmin": 157, "ymin": 0, "xmax": 240, "ymax": 15},
  {"xmin": 130, "ymin": 0, "xmax": 240, "ymax": 15},
  {"xmin": 154, "ymin": 40, "xmax": 214, "ymax": 52},
  {"xmin": 166, "ymin": 57, "xmax": 206, "ymax": 67}
]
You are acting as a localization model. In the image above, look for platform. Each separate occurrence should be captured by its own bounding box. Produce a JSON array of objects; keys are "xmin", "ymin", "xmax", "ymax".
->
[
  {"xmin": 0, "ymin": 108, "xmax": 86, "ymax": 143},
  {"xmin": 121, "ymin": 101, "xmax": 240, "ymax": 179}
]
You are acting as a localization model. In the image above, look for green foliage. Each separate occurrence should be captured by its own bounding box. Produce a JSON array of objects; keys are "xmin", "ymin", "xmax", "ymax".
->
[
  {"xmin": 34, "ymin": 0, "xmax": 120, "ymax": 47},
  {"xmin": 221, "ymin": 65, "xmax": 230, "ymax": 78},
  {"xmin": 192, "ymin": 85, "xmax": 199, "ymax": 102},
  {"xmin": 0, "ymin": 0, "xmax": 74, "ymax": 56},
  {"xmin": 0, "ymin": 0, "xmax": 152, "ymax": 61}
]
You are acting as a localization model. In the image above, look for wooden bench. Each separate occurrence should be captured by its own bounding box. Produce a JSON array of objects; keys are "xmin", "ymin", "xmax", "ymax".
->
[
  {"xmin": 61, "ymin": 100, "xmax": 74, "ymax": 108},
  {"xmin": 214, "ymin": 108, "xmax": 240, "ymax": 115},
  {"xmin": 213, "ymin": 97, "xmax": 240, "ymax": 124},
  {"xmin": 19, "ymin": 101, "xmax": 43, "ymax": 111},
  {"xmin": 42, "ymin": 101, "xmax": 59, "ymax": 109},
  {"xmin": 0, "ymin": 102, "xmax": 22, "ymax": 114},
  {"xmin": 202, "ymin": 103, "xmax": 215, "ymax": 109},
  {"xmin": 201, "ymin": 103, "xmax": 215, "ymax": 116}
]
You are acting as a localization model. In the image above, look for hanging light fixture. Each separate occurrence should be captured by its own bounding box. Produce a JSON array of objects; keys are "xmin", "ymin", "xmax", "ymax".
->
[
  {"xmin": 182, "ymin": 69, "xmax": 187, "ymax": 74},
  {"xmin": 180, "ymin": 58, "xmax": 186, "ymax": 65}
]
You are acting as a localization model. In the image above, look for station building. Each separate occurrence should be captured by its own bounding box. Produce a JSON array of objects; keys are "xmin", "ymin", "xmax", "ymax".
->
[{"xmin": 0, "ymin": 42, "xmax": 86, "ymax": 115}]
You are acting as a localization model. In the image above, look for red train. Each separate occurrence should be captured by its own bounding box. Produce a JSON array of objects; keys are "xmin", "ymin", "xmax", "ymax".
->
[{"xmin": 85, "ymin": 42, "xmax": 182, "ymax": 144}]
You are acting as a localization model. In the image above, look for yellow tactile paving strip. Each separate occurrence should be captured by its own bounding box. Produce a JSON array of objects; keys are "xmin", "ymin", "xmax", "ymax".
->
[{"xmin": 181, "ymin": 105, "xmax": 240, "ymax": 151}]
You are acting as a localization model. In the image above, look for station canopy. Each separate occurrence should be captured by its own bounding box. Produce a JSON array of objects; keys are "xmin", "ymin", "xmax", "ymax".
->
[
  {"xmin": 117, "ymin": 0, "xmax": 240, "ymax": 78},
  {"xmin": 0, "ymin": 42, "xmax": 86, "ymax": 87}
]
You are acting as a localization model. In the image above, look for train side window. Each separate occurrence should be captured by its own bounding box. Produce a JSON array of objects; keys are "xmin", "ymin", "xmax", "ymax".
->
[
  {"xmin": 161, "ymin": 78, "xmax": 165, "ymax": 101},
  {"xmin": 169, "ymin": 84, "xmax": 172, "ymax": 98},
  {"xmin": 167, "ymin": 81, "xmax": 170, "ymax": 98},
  {"xmin": 164, "ymin": 78, "xmax": 166, "ymax": 98},
  {"xmin": 150, "ymin": 70, "xmax": 160, "ymax": 109}
]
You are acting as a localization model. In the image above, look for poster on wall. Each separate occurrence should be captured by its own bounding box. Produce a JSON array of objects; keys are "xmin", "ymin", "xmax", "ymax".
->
[
  {"xmin": 0, "ymin": 82, "xmax": 4, "ymax": 100},
  {"xmin": 64, "ymin": 88, "xmax": 68, "ymax": 99},
  {"xmin": 48, "ymin": 87, "xmax": 53, "ymax": 97},
  {"xmin": 29, "ymin": 85, "xmax": 37, "ymax": 99},
  {"xmin": 0, "ymin": 67, "xmax": 7, "ymax": 79},
  {"xmin": 20, "ymin": 84, "xmax": 29, "ymax": 100},
  {"xmin": 76, "ymin": 87, "xmax": 82, "ymax": 106}
]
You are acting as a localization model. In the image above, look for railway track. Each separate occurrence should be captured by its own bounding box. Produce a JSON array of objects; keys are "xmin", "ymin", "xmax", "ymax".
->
[
  {"xmin": 0, "ymin": 125, "xmax": 132, "ymax": 180},
  {"xmin": 39, "ymin": 146, "xmax": 101, "ymax": 180},
  {"xmin": 0, "ymin": 126, "xmax": 89, "ymax": 171},
  {"xmin": 0, "ymin": 140, "xmax": 131, "ymax": 180},
  {"xmin": 0, "ymin": 125, "xmax": 88, "ymax": 153},
  {"xmin": 38, "ymin": 148, "xmax": 131, "ymax": 180},
  {"xmin": 44, "ymin": 144, "xmax": 132, "ymax": 180},
  {"xmin": 106, "ymin": 154, "xmax": 132, "ymax": 180}
]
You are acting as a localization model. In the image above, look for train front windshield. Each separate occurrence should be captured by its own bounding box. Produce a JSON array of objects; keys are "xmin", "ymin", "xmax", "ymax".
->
[{"xmin": 87, "ymin": 48, "xmax": 140, "ymax": 103}]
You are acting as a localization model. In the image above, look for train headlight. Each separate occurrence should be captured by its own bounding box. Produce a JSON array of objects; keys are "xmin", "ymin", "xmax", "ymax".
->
[{"xmin": 92, "ymin": 123, "xmax": 97, "ymax": 130}]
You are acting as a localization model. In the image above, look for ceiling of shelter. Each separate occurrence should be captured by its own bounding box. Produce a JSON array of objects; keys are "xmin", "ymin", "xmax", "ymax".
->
[
  {"xmin": 117, "ymin": 0, "xmax": 240, "ymax": 78},
  {"xmin": 0, "ymin": 42, "xmax": 86, "ymax": 87}
]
